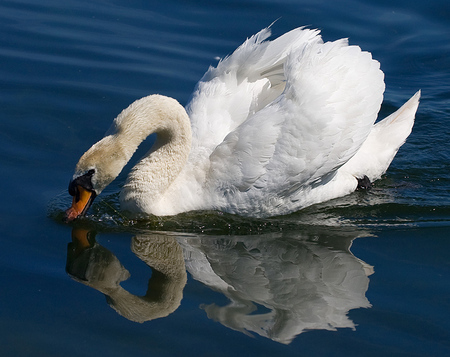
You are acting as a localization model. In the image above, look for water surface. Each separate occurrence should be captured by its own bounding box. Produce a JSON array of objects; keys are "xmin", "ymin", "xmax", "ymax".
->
[{"xmin": 1, "ymin": 0, "xmax": 449, "ymax": 356}]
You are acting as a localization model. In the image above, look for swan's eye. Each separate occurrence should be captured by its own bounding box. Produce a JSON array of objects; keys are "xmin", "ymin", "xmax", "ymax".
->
[{"xmin": 68, "ymin": 169, "xmax": 96, "ymax": 199}]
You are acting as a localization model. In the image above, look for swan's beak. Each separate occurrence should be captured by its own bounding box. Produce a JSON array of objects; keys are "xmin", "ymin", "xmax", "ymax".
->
[{"xmin": 65, "ymin": 185, "xmax": 96, "ymax": 222}]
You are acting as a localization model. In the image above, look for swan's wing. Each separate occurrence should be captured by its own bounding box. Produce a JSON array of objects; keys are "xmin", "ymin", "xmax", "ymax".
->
[
  {"xmin": 186, "ymin": 27, "xmax": 322, "ymax": 155},
  {"xmin": 208, "ymin": 37, "xmax": 385, "ymax": 210}
]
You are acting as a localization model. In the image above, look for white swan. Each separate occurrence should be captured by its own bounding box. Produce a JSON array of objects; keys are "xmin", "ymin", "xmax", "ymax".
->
[{"xmin": 65, "ymin": 27, "xmax": 420, "ymax": 221}]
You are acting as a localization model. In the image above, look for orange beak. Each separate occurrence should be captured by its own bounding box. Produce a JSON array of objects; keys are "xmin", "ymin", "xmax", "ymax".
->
[{"xmin": 65, "ymin": 185, "xmax": 95, "ymax": 222}]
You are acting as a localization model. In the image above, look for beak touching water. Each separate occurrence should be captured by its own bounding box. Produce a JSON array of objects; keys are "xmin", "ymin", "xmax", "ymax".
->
[{"xmin": 65, "ymin": 185, "xmax": 96, "ymax": 222}]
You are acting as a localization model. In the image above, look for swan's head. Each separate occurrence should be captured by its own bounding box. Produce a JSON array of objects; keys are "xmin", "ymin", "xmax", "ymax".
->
[
  {"xmin": 64, "ymin": 94, "xmax": 192, "ymax": 221},
  {"xmin": 65, "ymin": 134, "xmax": 129, "ymax": 222}
]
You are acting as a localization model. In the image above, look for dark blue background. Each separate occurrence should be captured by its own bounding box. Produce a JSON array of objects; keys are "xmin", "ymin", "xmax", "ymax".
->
[{"xmin": 1, "ymin": 0, "xmax": 449, "ymax": 356}]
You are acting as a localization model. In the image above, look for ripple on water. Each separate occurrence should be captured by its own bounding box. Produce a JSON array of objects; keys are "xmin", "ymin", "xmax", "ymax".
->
[{"xmin": 48, "ymin": 186, "xmax": 450, "ymax": 236}]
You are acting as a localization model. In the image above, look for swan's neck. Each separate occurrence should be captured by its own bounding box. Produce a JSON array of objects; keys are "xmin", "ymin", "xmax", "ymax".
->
[{"xmin": 114, "ymin": 95, "xmax": 192, "ymax": 214}]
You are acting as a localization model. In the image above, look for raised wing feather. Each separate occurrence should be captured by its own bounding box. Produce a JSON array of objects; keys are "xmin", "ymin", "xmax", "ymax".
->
[
  {"xmin": 186, "ymin": 27, "xmax": 321, "ymax": 155},
  {"xmin": 206, "ymin": 30, "xmax": 385, "ymax": 214}
]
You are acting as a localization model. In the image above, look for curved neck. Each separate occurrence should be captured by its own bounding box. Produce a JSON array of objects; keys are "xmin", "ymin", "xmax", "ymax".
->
[
  {"xmin": 113, "ymin": 95, "xmax": 192, "ymax": 214},
  {"xmin": 106, "ymin": 235, "xmax": 187, "ymax": 323}
]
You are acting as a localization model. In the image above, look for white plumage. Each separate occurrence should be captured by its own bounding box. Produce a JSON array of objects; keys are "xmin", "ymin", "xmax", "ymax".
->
[{"xmin": 67, "ymin": 26, "xmax": 420, "ymax": 220}]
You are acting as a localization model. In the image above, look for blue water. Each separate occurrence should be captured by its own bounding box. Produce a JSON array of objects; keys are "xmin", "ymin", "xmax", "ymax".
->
[{"xmin": 1, "ymin": 0, "xmax": 449, "ymax": 356}]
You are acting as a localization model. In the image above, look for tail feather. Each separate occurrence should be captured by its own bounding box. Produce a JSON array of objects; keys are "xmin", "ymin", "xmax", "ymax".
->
[{"xmin": 340, "ymin": 90, "xmax": 420, "ymax": 181}]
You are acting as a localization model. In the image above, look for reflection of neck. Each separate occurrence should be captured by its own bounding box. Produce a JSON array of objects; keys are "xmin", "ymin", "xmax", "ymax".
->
[{"xmin": 106, "ymin": 235, "xmax": 187, "ymax": 323}]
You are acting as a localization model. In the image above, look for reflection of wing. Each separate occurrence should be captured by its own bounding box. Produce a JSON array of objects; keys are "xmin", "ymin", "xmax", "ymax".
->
[
  {"xmin": 181, "ymin": 238, "xmax": 232, "ymax": 292},
  {"xmin": 178, "ymin": 229, "xmax": 372, "ymax": 344}
]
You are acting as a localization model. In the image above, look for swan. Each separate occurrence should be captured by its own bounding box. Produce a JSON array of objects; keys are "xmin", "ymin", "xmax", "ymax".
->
[{"xmin": 65, "ymin": 26, "xmax": 420, "ymax": 221}]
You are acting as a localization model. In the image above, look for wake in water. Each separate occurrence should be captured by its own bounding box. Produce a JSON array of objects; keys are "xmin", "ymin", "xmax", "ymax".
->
[{"xmin": 49, "ymin": 177, "xmax": 449, "ymax": 234}]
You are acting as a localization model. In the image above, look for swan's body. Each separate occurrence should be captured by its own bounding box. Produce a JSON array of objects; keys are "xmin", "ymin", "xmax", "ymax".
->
[{"xmin": 66, "ymin": 27, "xmax": 420, "ymax": 220}]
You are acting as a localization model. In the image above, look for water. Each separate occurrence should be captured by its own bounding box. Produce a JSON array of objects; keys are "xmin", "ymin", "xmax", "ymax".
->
[{"xmin": 1, "ymin": 0, "xmax": 449, "ymax": 356}]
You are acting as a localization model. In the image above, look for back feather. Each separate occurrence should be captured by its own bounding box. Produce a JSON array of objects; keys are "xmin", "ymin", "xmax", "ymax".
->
[
  {"xmin": 340, "ymin": 90, "xmax": 420, "ymax": 181},
  {"xmin": 186, "ymin": 27, "xmax": 321, "ymax": 156},
  {"xmin": 205, "ymin": 29, "xmax": 385, "ymax": 214}
]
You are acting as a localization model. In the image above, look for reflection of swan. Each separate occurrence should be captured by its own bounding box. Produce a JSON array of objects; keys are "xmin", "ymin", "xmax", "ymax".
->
[
  {"xmin": 65, "ymin": 26, "xmax": 420, "ymax": 221},
  {"xmin": 67, "ymin": 227, "xmax": 373, "ymax": 344},
  {"xmin": 180, "ymin": 229, "xmax": 373, "ymax": 344},
  {"xmin": 66, "ymin": 229, "xmax": 187, "ymax": 323}
]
